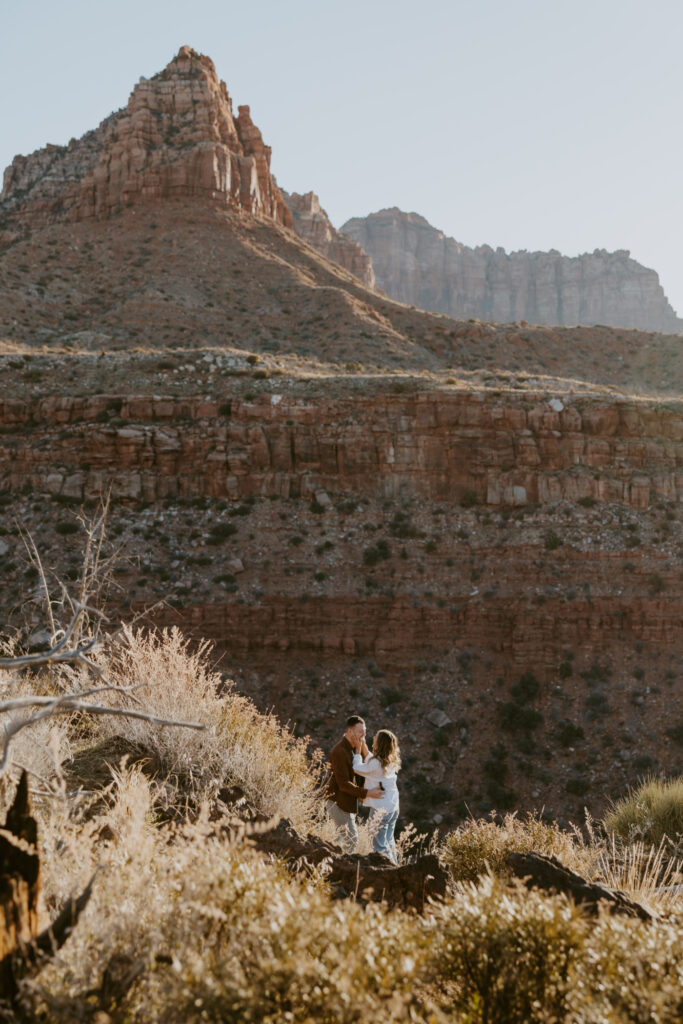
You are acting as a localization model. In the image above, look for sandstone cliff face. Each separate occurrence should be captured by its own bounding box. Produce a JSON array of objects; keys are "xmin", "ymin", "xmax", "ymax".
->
[
  {"xmin": 283, "ymin": 191, "xmax": 376, "ymax": 289},
  {"xmin": 342, "ymin": 209, "xmax": 682, "ymax": 333},
  {"xmin": 0, "ymin": 46, "xmax": 292, "ymax": 236},
  {"xmin": 1, "ymin": 388, "xmax": 680, "ymax": 509}
]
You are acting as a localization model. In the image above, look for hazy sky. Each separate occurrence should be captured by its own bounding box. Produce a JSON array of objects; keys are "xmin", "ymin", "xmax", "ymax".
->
[{"xmin": 2, "ymin": 0, "xmax": 681, "ymax": 315}]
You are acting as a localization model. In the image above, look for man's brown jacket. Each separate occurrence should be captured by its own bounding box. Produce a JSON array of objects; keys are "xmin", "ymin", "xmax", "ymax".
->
[{"xmin": 326, "ymin": 736, "xmax": 368, "ymax": 813}]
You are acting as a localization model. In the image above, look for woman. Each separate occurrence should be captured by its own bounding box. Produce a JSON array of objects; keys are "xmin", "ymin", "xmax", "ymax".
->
[{"xmin": 352, "ymin": 729, "xmax": 401, "ymax": 864}]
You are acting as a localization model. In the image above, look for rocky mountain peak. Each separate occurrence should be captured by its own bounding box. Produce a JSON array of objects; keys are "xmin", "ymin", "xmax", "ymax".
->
[{"xmin": 0, "ymin": 46, "xmax": 292, "ymax": 240}]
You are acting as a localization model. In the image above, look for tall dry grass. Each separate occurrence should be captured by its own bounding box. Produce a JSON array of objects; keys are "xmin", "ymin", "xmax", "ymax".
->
[
  {"xmin": 604, "ymin": 775, "xmax": 683, "ymax": 849},
  {"xmin": 85, "ymin": 626, "xmax": 323, "ymax": 828},
  {"xmin": 1, "ymin": 628, "xmax": 682, "ymax": 1022}
]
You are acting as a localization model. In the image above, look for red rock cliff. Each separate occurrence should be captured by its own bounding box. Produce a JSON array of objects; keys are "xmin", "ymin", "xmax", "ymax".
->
[
  {"xmin": 0, "ymin": 388, "xmax": 680, "ymax": 508},
  {"xmin": 0, "ymin": 46, "xmax": 292, "ymax": 235}
]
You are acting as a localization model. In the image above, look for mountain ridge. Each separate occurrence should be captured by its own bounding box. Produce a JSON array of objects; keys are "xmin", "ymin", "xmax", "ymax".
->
[{"xmin": 341, "ymin": 207, "xmax": 683, "ymax": 333}]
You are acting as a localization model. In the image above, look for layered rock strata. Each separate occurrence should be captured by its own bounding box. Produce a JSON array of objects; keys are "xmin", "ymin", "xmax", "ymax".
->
[
  {"xmin": 342, "ymin": 209, "xmax": 682, "ymax": 333},
  {"xmin": 283, "ymin": 191, "xmax": 376, "ymax": 289},
  {"xmin": 0, "ymin": 46, "xmax": 292, "ymax": 238},
  {"xmin": 0, "ymin": 389, "xmax": 681, "ymax": 509}
]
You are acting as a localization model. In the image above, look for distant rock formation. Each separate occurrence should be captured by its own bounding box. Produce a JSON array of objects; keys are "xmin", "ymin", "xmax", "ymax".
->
[
  {"xmin": 342, "ymin": 208, "xmax": 682, "ymax": 333},
  {"xmin": 283, "ymin": 191, "xmax": 376, "ymax": 289},
  {"xmin": 0, "ymin": 46, "xmax": 292, "ymax": 239}
]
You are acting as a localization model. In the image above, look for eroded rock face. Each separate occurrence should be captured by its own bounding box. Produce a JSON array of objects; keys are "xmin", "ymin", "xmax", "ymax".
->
[
  {"xmin": 342, "ymin": 209, "xmax": 682, "ymax": 333},
  {"xmin": 0, "ymin": 46, "xmax": 292, "ymax": 236},
  {"xmin": 1, "ymin": 389, "xmax": 679, "ymax": 509},
  {"xmin": 284, "ymin": 191, "xmax": 376, "ymax": 289}
]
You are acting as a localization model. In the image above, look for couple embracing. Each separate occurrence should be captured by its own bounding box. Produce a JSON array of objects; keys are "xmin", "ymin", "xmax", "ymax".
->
[{"xmin": 325, "ymin": 714, "xmax": 400, "ymax": 864}]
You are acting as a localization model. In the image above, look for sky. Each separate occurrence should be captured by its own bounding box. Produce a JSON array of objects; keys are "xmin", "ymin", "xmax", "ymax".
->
[{"xmin": 2, "ymin": 0, "xmax": 682, "ymax": 314}]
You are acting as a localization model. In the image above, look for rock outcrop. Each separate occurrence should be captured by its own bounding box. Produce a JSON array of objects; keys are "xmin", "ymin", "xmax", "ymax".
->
[
  {"xmin": 0, "ymin": 46, "xmax": 292, "ymax": 237},
  {"xmin": 1, "ymin": 389, "xmax": 679, "ymax": 509},
  {"xmin": 284, "ymin": 191, "xmax": 376, "ymax": 289},
  {"xmin": 342, "ymin": 209, "xmax": 682, "ymax": 333}
]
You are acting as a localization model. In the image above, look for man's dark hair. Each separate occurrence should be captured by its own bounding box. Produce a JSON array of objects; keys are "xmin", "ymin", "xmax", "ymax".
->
[{"xmin": 346, "ymin": 715, "xmax": 365, "ymax": 729}]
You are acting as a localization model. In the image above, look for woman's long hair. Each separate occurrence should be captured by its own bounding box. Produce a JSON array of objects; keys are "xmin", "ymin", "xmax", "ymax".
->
[{"xmin": 373, "ymin": 729, "xmax": 401, "ymax": 773}]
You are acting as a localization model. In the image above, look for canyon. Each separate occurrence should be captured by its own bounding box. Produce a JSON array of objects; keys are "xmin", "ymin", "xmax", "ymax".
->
[
  {"xmin": 0, "ymin": 46, "xmax": 681, "ymax": 827},
  {"xmin": 342, "ymin": 208, "xmax": 683, "ymax": 333}
]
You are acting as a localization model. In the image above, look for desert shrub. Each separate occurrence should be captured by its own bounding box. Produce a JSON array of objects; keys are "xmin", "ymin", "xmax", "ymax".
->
[
  {"xmin": 206, "ymin": 521, "xmax": 237, "ymax": 544},
  {"xmin": 585, "ymin": 690, "xmax": 610, "ymax": 718},
  {"xmin": 604, "ymin": 775, "xmax": 683, "ymax": 847},
  {"xmin": 460, "ymin": 489, "xmax": 477, "ymax": 508},
  {"xmin": 595, "ymin": 836, "xmax": 683, "ymax": 915},
  {"xmin": 558, "ymin": 659, "xmax": 573, "ymax": 678},
  {"xmin": 510, "ymin": 670, "xmax": 540, "ymax": 703},
  {"xmin": 557, "ymin": 720, "xmax": 585, "ymax": 747},
  {"xmin": 388, "ymin": 512, "xmax": 420, "ymax": 539},
  {"xmin": 53, "ymin": 519, "xmax": 79, "ymax": 536},
  {"xmin": 545, "ymin": 530, "xmax": 563, "ymax": 550},
  {"xmin": 431, "ymin": 874, "xmax": 586, "ymax": 1023},
  {"xmin": 569, "ymin": 910, "xmax": 683, "ymax": 1023},
  {"xmin": 31, "ymin": 775, "xmax": 429, "ymax": 1023},
  {"xmin": 438, "ymin": 812, "xmax": 588, "ymax": 883},
  {"xmin": 498, "ymin": 702, "xmax": 542, "ymax": 732},
  {"xmin": 666, "ymin": 723, "xmax": 683, "ymax": 746},
  {"xmin": 581, "ymin": 660, "xmax": 612, "ymax": 684},
  {"xmin": 87, "ymin": 627, "xmax": 320, "ymax": 827},
  {"xmin": 363, "ymin": 539, "xmax": 390, "ymax": 565},
  {"xmin": 566, "ymin": 776, "xmax": 590, "ymax": 797}
]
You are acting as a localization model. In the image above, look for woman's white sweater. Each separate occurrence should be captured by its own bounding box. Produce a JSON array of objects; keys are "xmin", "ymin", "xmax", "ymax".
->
[{"xmin": 352, "ymin": 753, "xmax": 399, "ymax": 811}]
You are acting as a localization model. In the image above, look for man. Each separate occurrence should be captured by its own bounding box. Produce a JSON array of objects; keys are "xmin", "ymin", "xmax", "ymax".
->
[{"xmin": 325, "ymin": 715, "xmax": 383, "ymax": 851}]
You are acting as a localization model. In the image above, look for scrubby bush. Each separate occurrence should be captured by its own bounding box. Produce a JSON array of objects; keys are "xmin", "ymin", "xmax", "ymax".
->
[
  {"xmin": 431, "ymin": 875, "xmax": 586, "ymax": 1023},
  {"xmin": 88, "ymin": 627, "xmax": 321, "ymax": 826},
  {"xmin": 363, "ymin": 539, "xmax": 391, "ymax": 565},
  {"xmin": 498, "ymin": 702, "xmax": 542, "ymax": 732},
  {"xmin": 438, "ymin": 812, "xmax": 589, "ymax": 883}
]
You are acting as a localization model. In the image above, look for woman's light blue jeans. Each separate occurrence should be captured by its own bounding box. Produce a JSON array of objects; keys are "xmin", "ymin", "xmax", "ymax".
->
[{"xmin": 369, "ymin": 806, "xmax": 399, "ymax": 864}]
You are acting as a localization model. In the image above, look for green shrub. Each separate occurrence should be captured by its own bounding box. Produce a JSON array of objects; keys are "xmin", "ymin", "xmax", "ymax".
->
[
  {"xmin": 566, "ymin": 777, "xmax": 590, "ymax": 797},
  {"xmin": 604, "ymin": 775, "xmax": 683, "ymax": 846},
  {"xmin": 557, "ymin": 721, "xmax": 584, "ymax": 747},
  {"xmin": 559, "ymin": 659, "xmax": 573, "ymax": 679},
  {"xmin": 389, "ymin": 513, "xmax": 420, "ymax": 539},
  {"xmin": 55, "ymin": 521, "xmax": 79, "ymax": 535},
  {"xmin": 510, "ymin": 671, "xmax": 540, "ymax": 704},
  {"xmin": 460, "ymin": 489, "xmax": 478, "ymax": 508},
  {"xmin": 363, "ymin": 539, "xmax": 391, "ymax": 565},
  {"xmin": 545, "ymin": 530, "xmax": 563, "ymax": 550},
  {"xmin": 207, "ymin": 521, "xmax": 237, "ymax": 544},
  {"xmin": 666, "ymin": 723, "xmax": 683, "ymax": 746},
  {"xmin": 498, "ymin": 703, "xmax": 542, "ymax": 732}
]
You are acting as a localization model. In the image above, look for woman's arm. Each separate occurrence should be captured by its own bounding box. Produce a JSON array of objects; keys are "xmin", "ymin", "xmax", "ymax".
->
[{"xmin": 352, "ymin": 754, "xmax": 380, "ymax": 778}]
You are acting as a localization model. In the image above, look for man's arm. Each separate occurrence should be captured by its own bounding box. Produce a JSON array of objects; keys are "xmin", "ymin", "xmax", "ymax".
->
[{"xmin": 330, "ymin": 745, "xmax": 367, "ymax": 799}]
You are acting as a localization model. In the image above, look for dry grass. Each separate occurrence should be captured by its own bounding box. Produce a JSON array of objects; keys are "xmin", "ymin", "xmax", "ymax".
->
[
  {"xmin": 596, "ymin": 835, "xmax": 683, "ymax": 916},
  {"xmin": 438, "ymin": 811, "xmax": 595, "ymax": 883},
  {"xmin": 1, "ymin": 629, "xmax": 682, "ymax": 1022},
  {"xmin": 604, "ymin": 775, "xmax": 683, "ymax": 850},
  {"xmin": 85, "ymin": 626, "xmax": 323, "ymax": 829}
]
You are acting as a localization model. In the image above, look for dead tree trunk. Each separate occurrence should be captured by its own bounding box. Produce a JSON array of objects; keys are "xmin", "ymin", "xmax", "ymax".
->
[{"xmin": 0, "ymin": 772, "xmax": 95, "ymax": 1002}]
